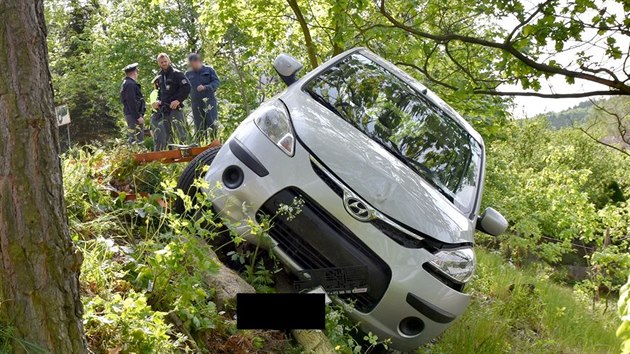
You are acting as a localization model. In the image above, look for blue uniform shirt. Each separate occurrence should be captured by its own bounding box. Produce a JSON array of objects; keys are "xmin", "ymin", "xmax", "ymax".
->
[{"xmin": 185, "ymin": 65, "xmax": 220, "ymax": 103}]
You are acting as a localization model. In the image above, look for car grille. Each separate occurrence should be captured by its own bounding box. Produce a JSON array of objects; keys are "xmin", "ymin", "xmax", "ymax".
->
[
  {"xmin": 371, "ymin": 219, "xmax": 431, "ymax": 250},
  {"xmin": 258, "ymin": 187, "xmax": 391, "ymax": 313}
]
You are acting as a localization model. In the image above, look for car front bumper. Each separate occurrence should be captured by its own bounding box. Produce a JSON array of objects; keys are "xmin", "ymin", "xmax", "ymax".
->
[{"xmin": 203, "ymin": 119, "xmax": 471, "ymax": 351}]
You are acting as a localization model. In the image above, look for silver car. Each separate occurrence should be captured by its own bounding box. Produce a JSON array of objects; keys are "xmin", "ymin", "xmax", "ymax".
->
[{"xmin": 178, "ymin": 48, "xmax": 507, "ymax": 351}]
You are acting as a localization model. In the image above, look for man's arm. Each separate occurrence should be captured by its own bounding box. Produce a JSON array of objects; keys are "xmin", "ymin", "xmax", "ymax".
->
[
  {"xmin": 204, "ymin": 67, "xmax": 220, "ymax": 92},
  {"xmin": 137, "ymin": 85, "xmax": 146, "ymax": 116},
  {"xmin": 156, "ymin": 76, "xmax": 164, "ymax": 102},
  {"xmin": 174, "ymin": 72, "xmax": 191, "ymax": 102}
]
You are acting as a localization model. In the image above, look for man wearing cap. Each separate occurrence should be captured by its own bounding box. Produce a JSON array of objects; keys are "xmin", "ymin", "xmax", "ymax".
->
[
  {"xmin": 152, "ymin": 53, "xmax": 190, "ymax": 150},
  {"xmin": 120, "ymin": 63, "xmax": 146, "ymax": 144},
  {"xmin": 185, "ymin": 53, "xmax": 220, "ymax": 139}
]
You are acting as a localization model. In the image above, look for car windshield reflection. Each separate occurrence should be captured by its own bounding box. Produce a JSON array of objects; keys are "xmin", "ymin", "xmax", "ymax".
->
[{"xmin": 304, "ymin": 53, "xmax": 482, "ymax": 215}]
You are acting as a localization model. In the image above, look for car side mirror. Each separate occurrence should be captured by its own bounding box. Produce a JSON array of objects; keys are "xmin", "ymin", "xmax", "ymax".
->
[
  {"xmin": 274, "ymin": 54, "xmax": 303, "ymax": 86},
  {"xmin": 476, "ymin": 207, "xmax": 508, "ymax": 236}
]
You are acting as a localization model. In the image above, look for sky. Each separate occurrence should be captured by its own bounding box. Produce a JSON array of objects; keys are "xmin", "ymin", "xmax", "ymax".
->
[
  {"xmin": 497, "ymin": 0, "xmax": 628, "ymax": 118},
  {"xmin": 507, "ymin": 79, "xmax": 600, "ymax": 118}
]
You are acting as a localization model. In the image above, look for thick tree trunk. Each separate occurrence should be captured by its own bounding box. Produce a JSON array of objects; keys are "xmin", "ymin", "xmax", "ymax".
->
[{"xmin": 0, "ymin": 1, "xmax": 87, "ymax": 353}]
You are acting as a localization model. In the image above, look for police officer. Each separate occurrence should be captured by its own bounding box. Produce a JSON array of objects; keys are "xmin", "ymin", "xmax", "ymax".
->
[
  {"xmin": 151, "ymin": 53, "xmax": 190, "ymax": 150},
  {"xmin": 185, "ymin": 53, "xmax": 220, "ymax": 139},
  {"xmin": 120, "ymin": 63, "xmax": 146, "ymax": 144}
]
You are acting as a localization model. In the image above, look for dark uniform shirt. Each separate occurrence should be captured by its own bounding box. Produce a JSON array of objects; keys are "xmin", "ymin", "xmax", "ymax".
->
[
  {"xmin": 185, "ymin": 65, "xmax": 220, "ymax": 103},
  {"xmin": 157, "ymin": 66, "xmax": 190, "ymax": 110},
  {"xmin": 120, "ymin": 77, "xmax": 146, "ymax": 119}
]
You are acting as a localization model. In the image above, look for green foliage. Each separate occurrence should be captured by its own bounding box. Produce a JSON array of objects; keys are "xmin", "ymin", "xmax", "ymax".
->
[
  {"xmin": 0, "ymin": 326, "xmax": 10, "ymax": 354},
  {"xmin": 422, "ymin": 249, "xmax": 621, "ymax": 353},
  {"xmin": 481, "ymin": 118, "xmax": 630, "ymax": 314},
  {"xmin": 83, "ymin": 290, "xmax": 183, "ymax": 353},
  {"xmin": 324, "ymin": 305, "xmax": 390, "ymax": 353},
  {"xmin": 130, "ymin": 232, "xmax": 221, "ymax": 332},
  {"xmin": 79, "ymin": 236, "xmax": 185, "ymax": 353},
  {"xmin": 619, "ymin": 276, "xmax": 630, "ymax": 354}
]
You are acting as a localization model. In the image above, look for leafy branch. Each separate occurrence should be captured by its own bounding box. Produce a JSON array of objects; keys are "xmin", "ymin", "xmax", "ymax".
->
[{"xmin": 378, "ymin": 0, "xmax": 630, "ymax": 98}]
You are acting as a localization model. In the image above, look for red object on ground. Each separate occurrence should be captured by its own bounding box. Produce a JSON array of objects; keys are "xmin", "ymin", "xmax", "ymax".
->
[{"xmin": 133, "ymin": 140, "xmax": 221, "ymax": 164}]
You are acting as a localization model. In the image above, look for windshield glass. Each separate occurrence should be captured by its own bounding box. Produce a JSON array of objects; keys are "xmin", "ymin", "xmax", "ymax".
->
[{"xmin": 304, "ymin": 53, "xmax": 482, "ymax": 215}]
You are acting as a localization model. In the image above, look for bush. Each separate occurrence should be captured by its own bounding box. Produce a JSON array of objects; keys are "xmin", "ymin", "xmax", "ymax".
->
[
  {"xmin": 483, "ymin": 119, "xmax": 630, "ymax": 294},
  {"xmin": 83, "ymin": 290, "xmax": 184, "ymax": 353}
]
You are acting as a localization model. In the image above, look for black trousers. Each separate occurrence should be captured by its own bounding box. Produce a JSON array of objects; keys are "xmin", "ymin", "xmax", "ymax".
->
[
  {"xmin": 151, "ymin": 110, "xmax": 187, "ymax": 151},
  {"xmin": 125, "ymin": 114, "xmax": 144, "ymax": 144}
]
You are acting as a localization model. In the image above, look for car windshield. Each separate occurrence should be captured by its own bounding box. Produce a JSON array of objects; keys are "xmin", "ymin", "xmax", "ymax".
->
[{"xmin": 304, "ymin": 53, "xmax": 482, "ymax": 215}]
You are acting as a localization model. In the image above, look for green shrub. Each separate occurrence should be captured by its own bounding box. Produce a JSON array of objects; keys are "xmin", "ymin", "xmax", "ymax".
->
[
  {"xmin": 83, "ymin": 290, "xmax": 184, "ymax": 353},
  {"xmin": 483, "ymin": 119, "xmax": 630, "ymax": 295}
]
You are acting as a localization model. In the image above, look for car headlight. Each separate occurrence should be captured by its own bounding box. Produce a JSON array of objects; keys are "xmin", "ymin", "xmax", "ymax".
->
[
  {"xmin": 253, "ymin": 101, "xmax": 295, "ymax": 156},
  {"xmin": 428, "ymin": 248, "xmax": 476, "ymax": 284}
]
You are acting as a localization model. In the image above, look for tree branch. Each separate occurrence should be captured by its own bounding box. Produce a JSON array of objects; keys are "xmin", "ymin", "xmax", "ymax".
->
[
  {"xmin": 396, "ymin": 60, "xmax": 458, "ymax": 91},
  {"xmin": 506, "ymin": 0, "xmax": 551, "ymax": 42},
  {"xmin": 378, "ymin": 0, "xmax": 630, "ymax": 95},
  {"xmin": 444, "ymin": 42, "xmax": 481, "ymax": 84},
  {"xmin": 578, "ymin": 127, "xmax": 630, "ymax": 158},
  {"xmin": 580, "ymin": 65, "xmax": 620, "ymax": 82},
  {"xmin": 287, "ymin": 0, "xmax": 318, "ymax": 70},
  {"xmin": 589, "ymin": 98, "xmax": 630, "ymax": 145},
  {"xmin": 472, "ymin": 90, "xmax": 623, "ymax": 98}
]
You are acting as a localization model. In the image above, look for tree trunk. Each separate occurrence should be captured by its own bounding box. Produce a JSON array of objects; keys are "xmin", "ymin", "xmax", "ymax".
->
[
  {"xmin": 287, "ymin": 0, "xmax": 319, "ymax": 70},
  {"xmin": 0, "ymin": 1, "xmax": 87, "ymax": 353},
  {"xmin": 201, "ymin": 249, "xmax": 336, "ymax": 353},
  {"xmin": 204, "ymin": 248, "xmax": 255, "ymax": 310},
  {"xmin": 292, "ymin": 330, "xmax": 336, "ymax": 354}
]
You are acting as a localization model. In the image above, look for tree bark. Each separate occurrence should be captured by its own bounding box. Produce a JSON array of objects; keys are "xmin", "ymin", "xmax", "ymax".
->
[
  {"xmin": 202, "ymin": 249, "xmax": 336, "ymax": 353},
  {"xmin": 292, "ymin": 330, "xmax": 336, "ymax": 353},
  {"xmin": 204, "ymin": 248, "xmax": 255, "ymax": 310},
  {"xmin": 0, "ymin": 1, "xmax": 87, "ymax": 353}
]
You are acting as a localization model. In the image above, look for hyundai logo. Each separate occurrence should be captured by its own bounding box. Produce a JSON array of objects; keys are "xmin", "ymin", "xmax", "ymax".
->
[{"xmin": 344, "ymin": 195, "xmax": 373, "ymax": 221}]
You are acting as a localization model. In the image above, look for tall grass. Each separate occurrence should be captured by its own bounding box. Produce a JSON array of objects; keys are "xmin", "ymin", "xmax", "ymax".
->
[{"xmin": 422, "ymin": 249, "xmax": 621, "ymax": 354}]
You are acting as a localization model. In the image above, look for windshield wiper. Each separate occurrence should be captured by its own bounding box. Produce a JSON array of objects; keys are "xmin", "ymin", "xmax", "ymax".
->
[
  {"xmin": 305, "ymin": 88, "xmax": 344, "ymax": 118},
  {"xmin": 371, "ymin": 138, "xmax": 455, "ymax": 202}
]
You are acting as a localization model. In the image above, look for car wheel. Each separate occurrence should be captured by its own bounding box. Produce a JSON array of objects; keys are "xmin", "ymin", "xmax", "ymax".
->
[{"xmin": 174, "ymin": 146, "xmax": 221, "ymax": 214}]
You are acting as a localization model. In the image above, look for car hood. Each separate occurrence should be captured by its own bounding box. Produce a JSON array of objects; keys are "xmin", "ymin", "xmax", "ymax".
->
[{"xmin": 281, "ymin": 95, "xmax": 474, "ymax": 245}]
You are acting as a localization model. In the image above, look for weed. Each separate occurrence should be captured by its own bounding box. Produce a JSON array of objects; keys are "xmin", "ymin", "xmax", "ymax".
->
[{"xmin": 83, "ymin": 290, "xmax": 185, "ymax": 353}]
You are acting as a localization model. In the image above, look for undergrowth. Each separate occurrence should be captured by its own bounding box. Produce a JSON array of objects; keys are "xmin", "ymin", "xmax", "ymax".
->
[
  {"xmin": 421, "ymin": 249, "xmax": 621, "ymax": 354},
  {"xmin": 64, "ymin": 145, "xmax": 297, "ymax": 353},
  {"xmin": 59, "ymin": 144, "xmax": 624, "ymax": 354}
]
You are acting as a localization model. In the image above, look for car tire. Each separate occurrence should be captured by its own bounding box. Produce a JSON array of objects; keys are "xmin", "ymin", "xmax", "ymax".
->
[{"xmin": 174, "ymin": 146, "xmax": 221, "ymax": 214}]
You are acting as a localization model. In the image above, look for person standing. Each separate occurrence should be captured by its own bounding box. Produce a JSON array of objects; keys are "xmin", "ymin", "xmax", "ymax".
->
[
  {"xmin": 149, "ymin": 75, "xmax": 160, "ymax": 111},
  {"xmin": 151, "ymin": 53, "xmax": 190, "ymax": 150},
  {"xmin": 185, "ymin": 53, "xmax": 220, "ymax": 139},
  {"xmin": 120, "ymin": 63, "xmax": 146, "ymax": 144}
]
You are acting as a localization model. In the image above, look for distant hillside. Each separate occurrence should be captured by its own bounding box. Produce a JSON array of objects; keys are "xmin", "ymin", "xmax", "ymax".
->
[
  {"xmin": 542, "ymin": 96, "xmax": 629, "ymax": 130},
  {"xmin": 543, "ymin": 100, "xmax": 593, "ymax": 129}
]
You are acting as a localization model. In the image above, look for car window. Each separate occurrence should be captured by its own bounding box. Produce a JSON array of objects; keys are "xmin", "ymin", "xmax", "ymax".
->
[{"xmin": 304, "ymin": 53, "xmax": 482, "ymax": 215}]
